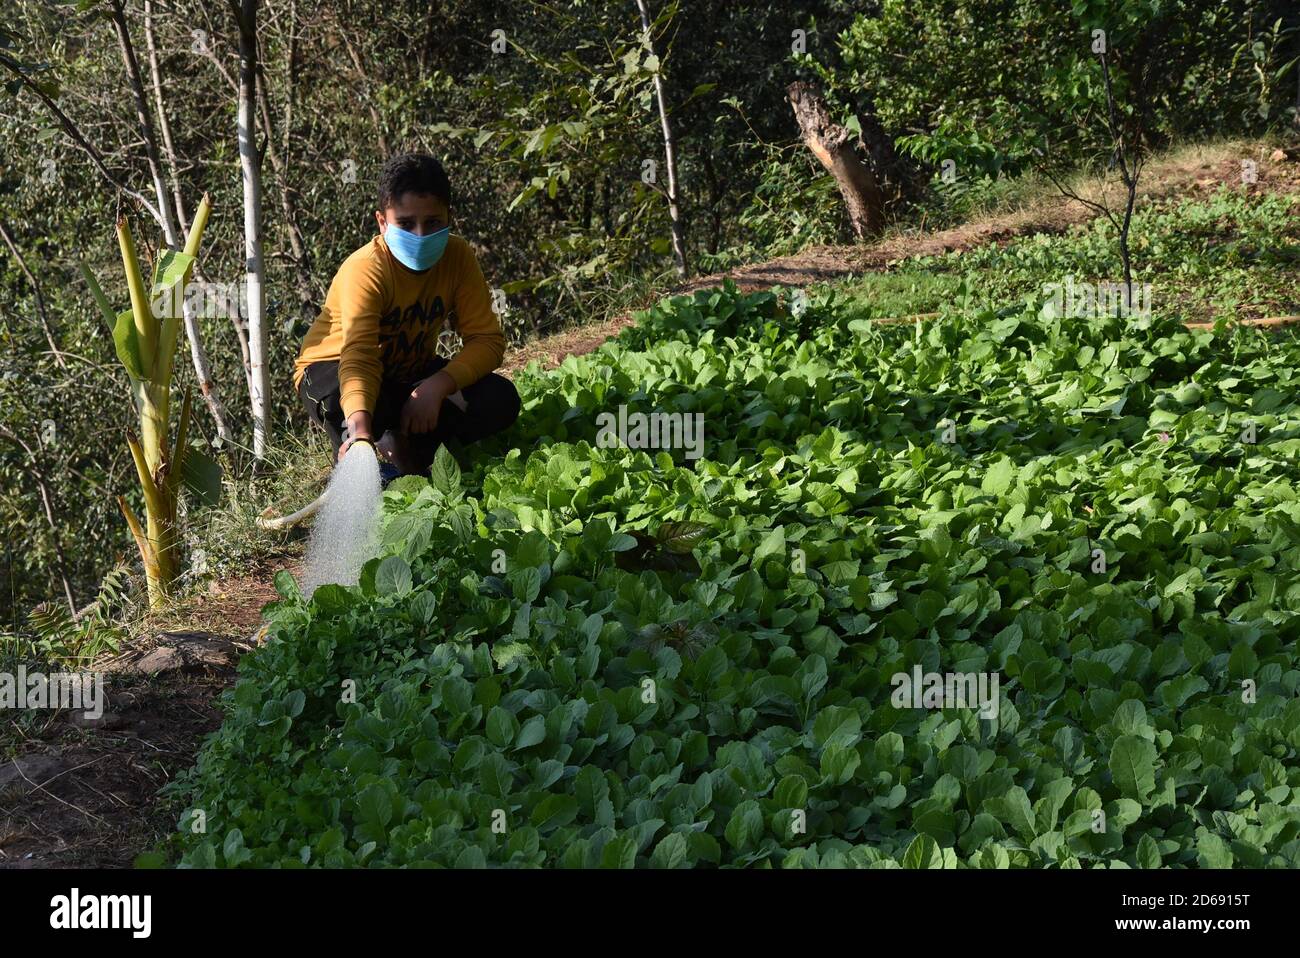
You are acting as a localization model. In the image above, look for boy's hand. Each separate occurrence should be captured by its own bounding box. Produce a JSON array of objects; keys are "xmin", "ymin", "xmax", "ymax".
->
[
  {"xmin": 401, "ymin": 370, "xmax": 457, "ymax": 434},
  {"xmin": 338, "ymin": 410, "xmax": 374, "ymax": 463}
]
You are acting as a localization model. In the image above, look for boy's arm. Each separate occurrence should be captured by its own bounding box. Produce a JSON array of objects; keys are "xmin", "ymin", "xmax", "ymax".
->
[
  {"xmin": 443, "ymin": 242, "xmax": 506, "ymax": 391},
  {"xmin": 335, "ymin": 253, "xmax": 389, "ymax": 428}
]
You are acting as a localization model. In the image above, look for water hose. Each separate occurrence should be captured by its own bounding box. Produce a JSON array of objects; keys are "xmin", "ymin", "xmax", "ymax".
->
[{"xmin": 256, "ymin": 437, "xmax": 378, "ymax": 530}]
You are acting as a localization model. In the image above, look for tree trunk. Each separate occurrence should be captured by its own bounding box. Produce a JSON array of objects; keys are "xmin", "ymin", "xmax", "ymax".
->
[
  {"xmin": 601, "ymin": 174, "xmax": 613, "ymax": 237},
  {"xmin": 143, "ymin": 0, "xmax": 189, "ymax": 236},
  {"xmin": 236, "ymin": 0, "xmax": 270, "ymax": 458},
  {"xmin": 1294, "ymin": 10, "xmax": 1300, "ymax": 133},
  {"xmin": 786, "ymin": 81, "xmax": 885, "ymax": 239},
  {"xmin": 851, "ymin": 95, "xmax": 910, "ymax": 203},
  {"xmin": 108, "ymin": 0, "xmax": 180, "ymax": 250},
  {"xmin": 701, "ymin": 148, "xmax": 723, "ymax": 255},
  {"xmin": 115, "ymin": 0, "xmax": 235, "ymax": 445},
  {"xmin": 1099, "ymin": 51, "xmax": 1139, "ymax": 305},
  {"xmin": 636, "ymin": 0, "xmax": 688, "ymax": 278}
]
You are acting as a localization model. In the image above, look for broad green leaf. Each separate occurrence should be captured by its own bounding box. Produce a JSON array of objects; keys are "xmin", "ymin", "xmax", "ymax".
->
[
  {"xmin": 774, "ymin": 774, "xmax": 809, "ymax": 809},
  {"xmin": 1110, "ymin": 735, "xmax": 1157, "ymax": 801},
  {"xmin": 812, "ymin": 705, "xmax": 862, "ymax": 750},
  {"xmin": 113, "ymin": 308, "xmax": 147, "ymax": 380},
  {"xmin": 657, "ymin": 521, "xmax": 708, "ymax": 554},
  {"xmin": 181, "ymin": 444, "xmax": 222, "ymax": 507},
  {"xmin": 1136, "ymin": 833, "xmax": 1161, "ymax": 868},
  {"xmin": 650, "ymin": 831, "xmax": 689, "ymax": 869},
  {"xmin": 989, "ymin": 786, "xmax": 1036, "ymax": 840},
  {"xmin": 478, "ymin": 753, "xmax": 513, "ymax": 797},
  {"xmin": 724, "ymin": 800, "xmax": 764, "ymax": 851},
  {"xmin": 507, "ymin": 566, "xmax": 542, "ymax": 603},
  {"xmin": 375, "ymin": 555, "xmax": 413, "ymax": 596},
  {"xmin": 531, "ymin": 794, "xmax": 580, "ymax": 832},
  {"xmin": 274, "ymin": 569, "xmax": 300, "ymax": 600},
  {"xmin": 753, "ymin": 526, "xmax": 785, "ymax": 563},
  {"xmin": 902, "ymin": 834, "xmax": 944, "ymax": 869},
  {"xmin": 355, "ymin": 785, "xmax": 392, "ymax": 828},
  {"xmin": 150, "ymin": 249, "xmax": 196, "ymax": 297},
  {"xmin": 514, "ymin": 714, "xmax": 547, "ymax": 750},
  {"xmin": 575, "ymin": 765, "xmax": 610, "ymax": 815},
  {"xmin": 429, "ymin": 446, "xmax": 462, "ymax": 495},
  {"xmin": 486, "ymin": 706, "xmax": 518, "ymax": 747},
  {"xmin": 981, "ymin": 457, "xmax": 1016, "ymax": 496},
  {"xmin": 1196, "ymin": 830, "xmax": 1233, "ymax": 868}
]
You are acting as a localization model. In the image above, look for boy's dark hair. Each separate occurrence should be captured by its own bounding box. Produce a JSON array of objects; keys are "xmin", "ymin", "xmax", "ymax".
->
[{"xmin": 377, "ymin": 153, "xmax": 451, "ymax": 210}]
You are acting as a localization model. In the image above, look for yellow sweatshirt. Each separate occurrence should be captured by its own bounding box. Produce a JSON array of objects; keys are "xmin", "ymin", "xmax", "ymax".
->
[{"xmin": 293, "ymin": 233, "xmax": 506, "ymax": 419}]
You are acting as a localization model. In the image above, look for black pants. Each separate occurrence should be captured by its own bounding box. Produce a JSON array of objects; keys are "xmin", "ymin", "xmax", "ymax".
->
[{"xmin": 298, "ymin": 357, "xmax": 521, "ymax": 475}]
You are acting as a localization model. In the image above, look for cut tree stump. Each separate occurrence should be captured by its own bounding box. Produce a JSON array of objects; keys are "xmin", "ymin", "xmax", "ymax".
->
[
  {"xmin": 115, "ymin": 631, "xmax": 240, "ymax": 676},
  {"xmin": 787, "ymin": 80, "xmax": 885, "ymax": 239}
]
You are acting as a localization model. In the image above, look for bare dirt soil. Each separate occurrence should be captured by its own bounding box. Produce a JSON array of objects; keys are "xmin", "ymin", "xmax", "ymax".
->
[{"xmin": 0, "ymin": 560, "xmax": 292, "ymax": 868}]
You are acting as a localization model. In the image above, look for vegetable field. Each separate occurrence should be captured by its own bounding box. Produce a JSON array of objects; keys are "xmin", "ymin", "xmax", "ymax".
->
[{"xmin": 170, "ymin": 188, "xmax": 1300, "ymax": 869}]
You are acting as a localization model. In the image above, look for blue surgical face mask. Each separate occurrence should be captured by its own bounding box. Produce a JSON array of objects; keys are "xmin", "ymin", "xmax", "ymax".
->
[{"xmin": 383, "ymin": 224, "xmax": 450, "ymax": 272}]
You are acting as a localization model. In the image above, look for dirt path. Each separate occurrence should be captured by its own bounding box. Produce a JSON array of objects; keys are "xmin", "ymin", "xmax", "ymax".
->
[
  {"xmin": 503, "ymin": 143, "xmax": 1299, "ymax": 374},
  {"xmin": 0, "ymin": 561, "xmax": 290, "ymax": 868},
  {"xmin": 5, "ymin": 142, "xmax": 1295, "ymax": 870}
]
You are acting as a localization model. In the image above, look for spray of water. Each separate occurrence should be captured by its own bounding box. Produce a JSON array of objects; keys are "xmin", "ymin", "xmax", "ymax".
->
[{"xmin": 300, "ymin": 441, "xmax": 382, "ymax": 598}]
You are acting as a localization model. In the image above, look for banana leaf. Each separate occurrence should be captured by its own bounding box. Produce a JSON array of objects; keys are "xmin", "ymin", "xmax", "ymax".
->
[
  {"xmin": 113, "ymin": 308, "xmax": 146, "ymax": 381},
  {"xmin": 181, "ymin": 444, "xmax": 222, "ymax": 508}
]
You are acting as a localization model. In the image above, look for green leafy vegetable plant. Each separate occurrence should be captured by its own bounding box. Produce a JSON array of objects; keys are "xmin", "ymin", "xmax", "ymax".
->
[{"xmin": 168, "ymin": 188, "xmax": 1300, "ymax": 868}]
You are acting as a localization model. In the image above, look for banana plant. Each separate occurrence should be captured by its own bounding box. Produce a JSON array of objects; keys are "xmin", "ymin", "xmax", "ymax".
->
[{"xmin": 80, "ymin": 195, "xmax": 222, "ymax": 608}]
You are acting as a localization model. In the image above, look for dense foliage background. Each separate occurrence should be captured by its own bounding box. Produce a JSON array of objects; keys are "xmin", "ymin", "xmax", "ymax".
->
[{"xmin": 1, "ymin": 0, "xmax": 1297, "ymax": 634}]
